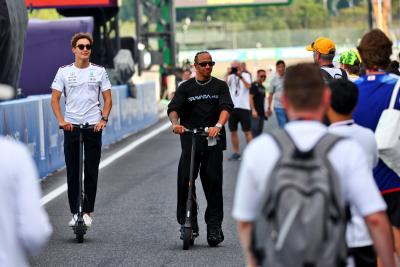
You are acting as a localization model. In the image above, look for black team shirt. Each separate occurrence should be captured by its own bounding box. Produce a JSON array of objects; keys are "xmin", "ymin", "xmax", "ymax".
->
[
  {"xmin": 167, "ymin": 77, "xmax": 234, "ymax": 151},
  {"xmin": 250, "ymin": 81, "xmax": 266, "ymax": 116}
]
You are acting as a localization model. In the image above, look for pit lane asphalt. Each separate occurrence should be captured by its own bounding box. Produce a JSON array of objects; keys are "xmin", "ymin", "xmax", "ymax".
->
[{"xmin": 31, "ymin": 116, "xmax": 277, "ymax": 267}]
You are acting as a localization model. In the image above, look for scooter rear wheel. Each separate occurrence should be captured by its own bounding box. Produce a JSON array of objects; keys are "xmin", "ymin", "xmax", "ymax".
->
[
  {"xmin": 76, "ymin": 234, "xmax": 84, "ymax": 243},
  {"xmin": 182, "ymin": 227, "xmax": 192, "ymax": 250}
]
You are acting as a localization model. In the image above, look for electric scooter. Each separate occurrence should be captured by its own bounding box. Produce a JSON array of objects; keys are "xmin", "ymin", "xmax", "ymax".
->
[
  {"xmin": 181, "ymin": 127, "xmax": 211, "ymax": 250},
  {"xmin": 61, "ymin": 123, "xmax": 93, "ymax": 243}
]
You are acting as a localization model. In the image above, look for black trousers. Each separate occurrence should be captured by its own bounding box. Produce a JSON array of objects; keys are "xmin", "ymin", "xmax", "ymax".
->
[
  {"xmin": 251, "ymin": 116, "xmax": 264, "ymax": 138},
  {"xmin": 177, "ymin": 148, "xmax": 223, "ymax": 226},
  {"xmin": 64, "ymin": 129, "xmax": 102, "ymax": 214},
  {"xmin": 349, "ymin": 245, "xmax": 377, "ymax": 267}
]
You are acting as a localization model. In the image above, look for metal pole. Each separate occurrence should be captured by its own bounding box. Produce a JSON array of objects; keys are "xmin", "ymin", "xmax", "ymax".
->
[{"xmin": 368, "ymin": 0, "xmax": 373, "ymax": 30}]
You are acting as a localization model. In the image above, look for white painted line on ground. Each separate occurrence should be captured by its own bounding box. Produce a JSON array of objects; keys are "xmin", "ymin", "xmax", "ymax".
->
[{"xmin": 40, "ymin": 122, "xmax": 171, "ymax": 206}]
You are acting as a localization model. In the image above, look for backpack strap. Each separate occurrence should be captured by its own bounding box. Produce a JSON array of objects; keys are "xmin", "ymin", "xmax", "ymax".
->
[
  {"xmin": 314, "ymin": 133, "xmax": 346, "ymax": 220},
  {"xmin": 321, "ymin": 68, "xmax": 334, "ymax": 83},
  {"xmin": 269, "ymin": 129, "xmax": 297, "ymax": 163},
  {"xmin": 340, "ymin": 68, "xmax": 348, "ymax": 80}
]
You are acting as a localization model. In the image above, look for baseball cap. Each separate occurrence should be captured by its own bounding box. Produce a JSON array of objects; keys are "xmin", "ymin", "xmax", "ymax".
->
[
  {"xmin": 334, "ymin": 50, "xmax": 361, "ymax": 66},
  {"xmin": 306, "ymin": 37, "xmax": 336, "ymax": 55}
]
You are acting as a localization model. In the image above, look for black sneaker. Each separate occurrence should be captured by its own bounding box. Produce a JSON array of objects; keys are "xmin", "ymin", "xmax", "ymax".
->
[{"xmin": 207, "ymin": 225, "xmax": 224, "ymax": 247}]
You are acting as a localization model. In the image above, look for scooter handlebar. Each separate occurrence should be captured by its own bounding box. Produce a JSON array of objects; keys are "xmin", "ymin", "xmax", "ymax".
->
[{"xmin": 59, "ymin": 123, "xmax": 95, "ymax": 130}]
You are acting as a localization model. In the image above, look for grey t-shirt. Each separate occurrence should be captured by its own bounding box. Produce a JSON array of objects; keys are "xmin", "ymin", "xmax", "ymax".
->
[{"xmin": 270, "ymin": 74, "xmax": 284, "ymax": 108}]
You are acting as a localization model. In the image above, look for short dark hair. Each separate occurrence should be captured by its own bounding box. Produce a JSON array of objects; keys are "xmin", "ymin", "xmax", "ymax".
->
[
  {"xmin": 284, "ymin": 63, "xmax": 325, "ymax": 110},
  {"xmin": 329, "ymin": 79, "xmax": 358, "ymax": 115},
  {"xmin": 320, "ymin": 51, "xmax": 335, "ymax": 61},
  {"xmin": 387, "ymin": 60, "xmax": 400, "ymax": 75},
  {"xmin": 194, "ymin": 51, "xmax": 210, "ymax": 63},
  {"xmin": 71, "ymin": 32, "xmax": 93, "ymax": 48},
  {"xmin": 257, "ymin": 69, "xmax": 266, "ymax": 74},
  {"xmin": 276, "ymin": 60, "xmax": 285, "ymax": 67},
  {"xmin": 357, "ymin": 29, "xmax": 392, "ymax": 69}
]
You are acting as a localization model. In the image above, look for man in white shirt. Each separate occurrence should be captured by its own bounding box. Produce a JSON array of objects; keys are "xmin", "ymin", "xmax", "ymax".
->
[
  {"xmin": 0, "ymin": 136, "xmax": 52, "ymax": 267},
  {"xmin": 267, "ymin": 60, "xmax": 288, "ymax": 128},
  {"xmin": 327, "ymin": 79, "xmax": 379, "ymax": 267},
  {"xmin": 233, "ymin": 63, "xmax": 396, "ymax": 267},
  {"xmin": 51, "ymin": 32, "xmax": 112, "ymax": 227},
  {"xmin": 226, "ymin": 61, "xmax": 252, "ymax": 160}
]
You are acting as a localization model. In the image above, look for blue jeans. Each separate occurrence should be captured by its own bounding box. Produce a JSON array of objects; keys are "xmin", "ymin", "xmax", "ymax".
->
[{"xmin": 274, "ymin": 108, "xmax": 288, "ymax": 128}]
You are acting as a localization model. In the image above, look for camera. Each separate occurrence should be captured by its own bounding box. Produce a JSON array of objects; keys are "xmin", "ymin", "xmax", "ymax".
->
[{"xmin": 230, "ymin": 67, "xmax": 238, "ymax": 75}]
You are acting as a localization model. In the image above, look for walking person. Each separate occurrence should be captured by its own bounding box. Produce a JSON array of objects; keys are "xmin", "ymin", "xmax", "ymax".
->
[
  {"xmin": 306, "ymin": 37, "xmax": 348, "ymax": 82},
  {"xmin": 267, "ymin": 60, "xmax": 287, "ymax": 128},
  {"xmin": 0, "ymin": 127, "xmax": 52, "ymax": 267},
  {"xmin": 353, "ymin": 29, "xmax": 400, "ymax": 260},
  {"xmin": 51, "ymin": 32, "xmax": 112, "ymax": 227},
  {"xmin": 327, "ymin": 79, "xmax": 379, "ymax": 267},
  {"xmin": 335, "ymin": 49, "xmax": 362, "ymax": 81},
  {"xmin": 250, "ymin": 69, "xmax": 267, "ymax": 137},
  {"xmin": 227, "ymin": 60, "xmax": 252, "ymax": 160},
  {"xmin": 167, "ymin": 51, "xmax": 233, "ymax": 246},
  {"xmin": 233, "ymin": 63, "xmax": 396, "ymax": 267}
]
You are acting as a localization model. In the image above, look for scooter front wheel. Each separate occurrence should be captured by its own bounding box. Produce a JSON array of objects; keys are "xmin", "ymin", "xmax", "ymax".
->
[
  {"xmin": 182, "ymin": 227, "xmax": 192, "ymax": 250},
  {"xmin": 76, "ymin": 233, "xmax": 84, "ymax": 243}
]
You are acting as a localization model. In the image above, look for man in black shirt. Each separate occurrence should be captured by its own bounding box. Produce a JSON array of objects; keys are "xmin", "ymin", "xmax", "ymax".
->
[
  {"xmin": 250, "ymin": 69, "xmax": 267, "ymax": 137},
  {"xmin": 167, "ymin": 51, "xmax": 233, "ymax": 247}
]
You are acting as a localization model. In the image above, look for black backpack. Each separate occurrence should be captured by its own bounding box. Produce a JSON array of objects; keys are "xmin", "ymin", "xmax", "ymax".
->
[{"xmin": 321, "ymin": 67, "xmax": 348, "ymax": 83}]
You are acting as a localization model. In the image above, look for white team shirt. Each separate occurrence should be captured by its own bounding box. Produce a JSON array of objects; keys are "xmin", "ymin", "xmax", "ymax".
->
[
  {"xmin": 0, "ymin": 137, "xmax": 52, "ymax": 267},
  {"xmin": 227, "ymin": 72, "xmax": 251, "ymax": 110},
  {"xmin": 270, "ymin": 74, "xmax": 284, "ymax": 109},
  {"xmin": 329, "ymin": 120, "xmax": 379, "ymax": 248},
  {"xmin": 232, "ymin": 121, "xmax": 386, "ymax": 223},
  {"xmin": 51, "ymin": 63, "xmax": 112, "ymax": 125}
]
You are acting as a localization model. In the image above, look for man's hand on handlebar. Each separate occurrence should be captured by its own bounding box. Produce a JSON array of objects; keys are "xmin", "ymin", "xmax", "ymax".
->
[
  {"xmin": 207, "ymin": 127, "xmax": 220, "ymax": 138},
  {"xmin": 172, "ymin": 124, "xmax": 185, "ymax": 134},
  {"xmin": 59, "ymin": 121, "xmax": 73, "ymax": 132},
  {"xmin": 94, "ymin": 120, "xmax": 107, "ymax": 132}
]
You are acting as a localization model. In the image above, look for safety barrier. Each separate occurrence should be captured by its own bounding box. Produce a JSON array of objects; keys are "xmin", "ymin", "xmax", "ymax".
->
[{"xmin": 0, "ymin": 82, "xmax": 158, "ymax": 179}]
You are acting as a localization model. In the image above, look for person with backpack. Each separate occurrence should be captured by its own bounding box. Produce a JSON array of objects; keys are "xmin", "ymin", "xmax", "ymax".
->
[
  {"xmin": 306, "ymin": 37, "xmax": 348, "ymax": 83},
  {"xmin": 51, "ymin": 32, "xmax": 112, "ymax": 228},
  {"xmin": 327, "ymin": 79, "xmax": 378, "ymax": 267},
  {"xmin": 353, "ymin": 29, "xmax": 400, "ymax": 261},
  {"xmin": 232, "ymin": 63, "xmax": 396, "ymax": 267}
]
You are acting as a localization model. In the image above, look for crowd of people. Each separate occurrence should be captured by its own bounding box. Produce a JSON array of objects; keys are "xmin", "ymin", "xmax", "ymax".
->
[
  {"xmin": 3, "ymin": 27, "xmax": 400, "ymax": 267},
  {"xmin": 172, "ymin": 28, "xmax": 400, "ymax": 267}
]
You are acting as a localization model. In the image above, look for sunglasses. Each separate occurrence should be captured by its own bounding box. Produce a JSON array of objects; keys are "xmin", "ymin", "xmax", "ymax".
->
[
  {"xmin": 197, "ymin": 61, "xmax": 215, "ymax": 67},
  {"xmin": 260, "ymin": 75, "xmax": 266, "ymax": 78},
  {"xmin": 76, "ymin": 44, "xmax": 92, "ymax": 50}
]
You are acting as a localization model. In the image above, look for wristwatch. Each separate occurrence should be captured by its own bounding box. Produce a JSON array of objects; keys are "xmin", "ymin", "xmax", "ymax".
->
[
  {"xmin": 101, "ymin": 116, "xmax": 108, "ymax": 122},
  {"xmin": 215, "ymin": 123, "xmax": 223, "ymax": 129}
]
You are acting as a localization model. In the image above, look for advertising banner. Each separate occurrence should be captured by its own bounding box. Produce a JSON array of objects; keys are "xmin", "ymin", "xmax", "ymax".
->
[
  {"xmin": 175, "ymin": 0, "xmax": 290, "ymax": 8},
  {"xmin": 25, "ymin": 0, "xmax": 118, "ymax": 8}
]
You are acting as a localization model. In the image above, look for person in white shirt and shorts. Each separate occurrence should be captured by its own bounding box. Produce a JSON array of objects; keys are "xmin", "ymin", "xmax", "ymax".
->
[{"xmin": 227, "ymin": 61, "xmax": 252, "ymax": 160}]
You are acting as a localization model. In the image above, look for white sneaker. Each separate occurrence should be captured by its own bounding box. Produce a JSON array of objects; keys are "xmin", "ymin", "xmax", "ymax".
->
[
  {"xmin": 83, "ymin": 214, "xmax": 93, "ymax": 227},
  {"xmin": 68, "ymin": 214, "xmax": 78, "ymax": 227}
]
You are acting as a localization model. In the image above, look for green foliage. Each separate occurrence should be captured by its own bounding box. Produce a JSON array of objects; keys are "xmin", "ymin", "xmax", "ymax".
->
[
  {"xmin": 28, "ymin": 9, "xmax": 62, "ymax": 20},
  {"xmin": 176, "ymin": 0, "xmax": 367, "ymax": 31},
  {"xmin": 120, "ymin": 0, "xmax": 135, "ymax": 21}
]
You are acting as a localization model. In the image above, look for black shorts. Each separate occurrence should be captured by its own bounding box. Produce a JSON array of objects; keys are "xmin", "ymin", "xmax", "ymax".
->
[
  {"xmin": 228, "ymin": 108, "xmax": 251, "ymax": 132},
  {"xmin": 383, "ymin": 190, "xmax": 400, "ymax": 227}
]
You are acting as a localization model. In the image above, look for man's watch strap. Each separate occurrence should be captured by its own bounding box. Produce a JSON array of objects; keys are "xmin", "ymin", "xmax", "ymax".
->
[
  {"xmin": 101, "ymin": 116, "xmax": 108, "ymax": 122},
  {"xmin": 215, "ymin": 123, "xmax": 223, "ymax": 129}
]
